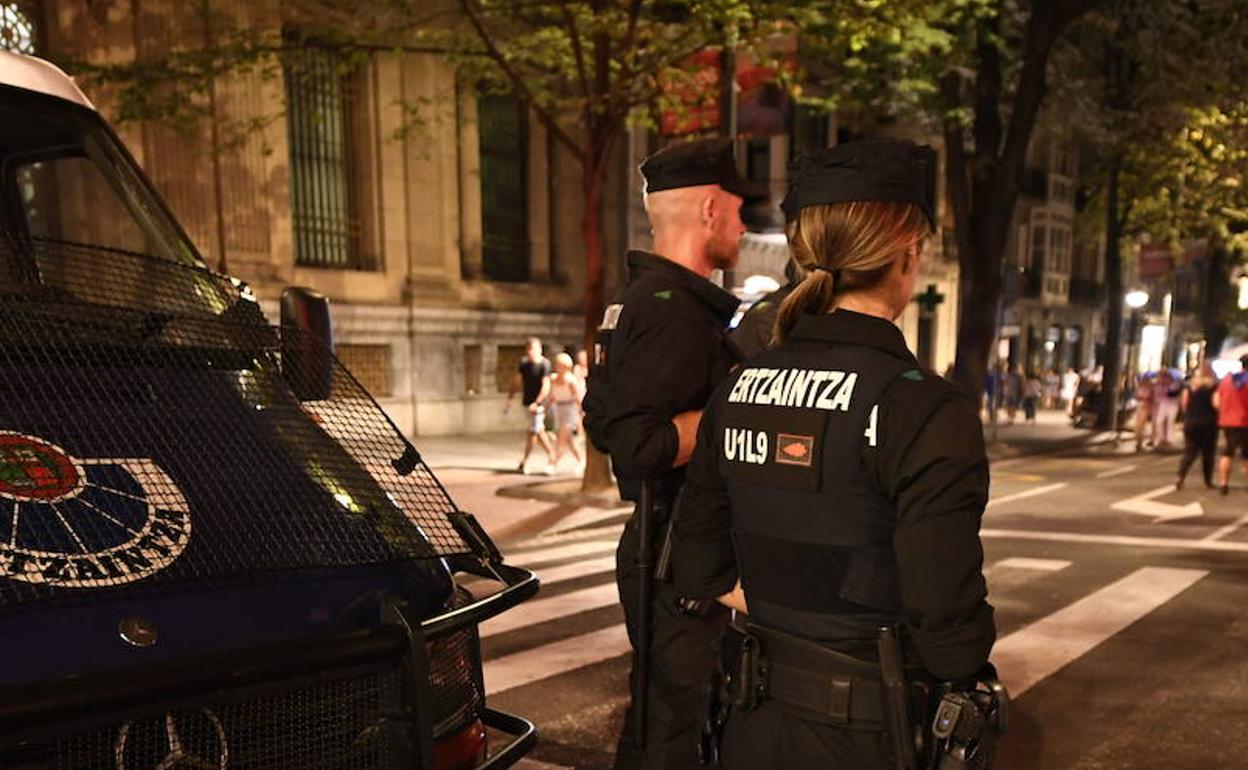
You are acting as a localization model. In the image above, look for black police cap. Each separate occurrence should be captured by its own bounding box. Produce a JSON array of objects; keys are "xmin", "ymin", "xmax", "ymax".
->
[
  {"xmin": 641, "ymin": 137, "xmax": 769, "ymax": 202},
  {"xmin": 781, "ymin": 140, "xmax": 936, "ymax": 229}
]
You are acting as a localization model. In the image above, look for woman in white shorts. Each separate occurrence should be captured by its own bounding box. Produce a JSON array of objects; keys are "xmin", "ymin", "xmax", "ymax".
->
[{"xmin": 548, "ymin": 352, "xmax": 585, "ymax": 469}]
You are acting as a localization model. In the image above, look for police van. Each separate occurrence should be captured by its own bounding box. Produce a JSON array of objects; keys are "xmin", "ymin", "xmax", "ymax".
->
[{"xmin": 0, "ymin": 52, "xmax": 539, "ymax": 769}]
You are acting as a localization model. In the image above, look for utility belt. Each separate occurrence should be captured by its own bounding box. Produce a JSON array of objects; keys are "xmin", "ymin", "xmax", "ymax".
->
[
  {"xmin": 699, "ymin": 620, "xmax": 1008, "ymax": 770},
  {"xmin": 716, "ymin": 620, "xmax": 925, "ymax": 729}
]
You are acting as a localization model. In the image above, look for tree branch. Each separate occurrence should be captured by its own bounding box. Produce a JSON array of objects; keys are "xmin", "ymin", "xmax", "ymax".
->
[
  {"xmin": 459, "ymin": 0, "xmax": 586, "ymax": 164},
  {"xmin": 560, "ymin": 1, "xmax": 593, "ymax": 110}
]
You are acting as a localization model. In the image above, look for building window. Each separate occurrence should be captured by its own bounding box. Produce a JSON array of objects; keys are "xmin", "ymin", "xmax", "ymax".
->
[
  {"xmin": 284, "ymin": 37, "xmax": 375, "ymax": 270},
  {"xmin": 478, "ymin": 92, "xmax": 529, "ymax": 282},
  {"xmin": 495, "ymin": 344, "xmax": 526, "ymax": 392},
  {"xmin": 337, "ymin": 344, "xmax": 392, "ymax": 397},
  {"xmin": 464, "ymin": 344, "xmax": 482, "ymax": 396},
  {"xmin": 0, "ymin": 2, "xmax": 37, "ymax": 54}
]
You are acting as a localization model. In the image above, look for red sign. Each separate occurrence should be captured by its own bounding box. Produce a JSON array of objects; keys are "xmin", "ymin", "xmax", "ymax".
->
[
  {"xmin": 1138, "ymin": 245, "xmax": 1174, "ymax": 279},
  {"xmin": 659, "ymin": 38, "xmax": 797, "ymax": 138}
]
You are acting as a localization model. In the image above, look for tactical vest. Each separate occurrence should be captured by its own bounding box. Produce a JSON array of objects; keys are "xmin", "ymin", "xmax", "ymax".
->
[{"xmin": 714, "ymin": 337, "xmax": 916, "ymax": 643}]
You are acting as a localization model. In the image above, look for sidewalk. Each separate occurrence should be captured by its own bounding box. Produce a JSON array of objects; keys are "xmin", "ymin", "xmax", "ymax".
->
[
  {"xmin": 413, "ymin": 408, "xmax": 1116, "ymax": 511},
  {"xmin": 984, "ymin": 409, "xmax": 1117, "ymax": 459}
]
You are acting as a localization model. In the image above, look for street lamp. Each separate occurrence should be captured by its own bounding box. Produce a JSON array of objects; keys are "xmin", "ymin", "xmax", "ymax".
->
[{"xmin": 1116, "ymin": 290, "xmax": 1150, "ymax": 440}]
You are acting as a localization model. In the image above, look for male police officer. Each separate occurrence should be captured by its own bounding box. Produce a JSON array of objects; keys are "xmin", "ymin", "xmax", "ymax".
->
[
  {"xmin": 583, "ymin": 137, "xmax": 764, "ymax": 770},
  {"xmin": 671, "ymin": 141, "xmax": 1000, "ymax": 769}
]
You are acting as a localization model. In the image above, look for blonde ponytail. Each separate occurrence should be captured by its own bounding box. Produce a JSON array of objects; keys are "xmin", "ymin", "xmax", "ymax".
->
[{"xmin": 772, "ymin": 201, "xmax": 931, "ymax": 344}]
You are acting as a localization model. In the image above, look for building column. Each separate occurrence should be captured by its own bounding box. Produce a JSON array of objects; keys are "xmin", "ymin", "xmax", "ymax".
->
[{"xmin": 527, "ymin": 110, "xmax": 552, "ymax": 282}]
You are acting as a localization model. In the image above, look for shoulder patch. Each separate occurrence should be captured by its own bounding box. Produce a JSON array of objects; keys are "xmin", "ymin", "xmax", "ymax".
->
[
  {"xmin": 654, "ymin": 289, "xmax": 673, "ymax": 300},
  {"xmin": 901, "ymin": 369, "xmax": 925, "ymax": 381},
  {"xmin": 599, "ymin": 303, "xmax": 624, "ymax": 331}
]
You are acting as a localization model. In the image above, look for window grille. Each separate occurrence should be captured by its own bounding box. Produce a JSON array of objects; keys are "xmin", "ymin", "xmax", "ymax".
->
[
  {"xmin": 464, "ymin": 344, "xmax": 482, "ymax": 396},
  {"xmin": 337, "ymin": 344, "xmax": 393, "ymax": 397},
  {"xmin": 0, "ymin": 2, "xmax": 37, "ymax": 54},
  {"xmin": 284, "ymin": 38, "xmax": 374, "ymax": 270},
  {"xmin": 477, "ymin": 92, "xmax": 529, "ymax": 282},
  {"xmin": 495, "ymin": 345, "xmax": 526, "ymax": 393}
]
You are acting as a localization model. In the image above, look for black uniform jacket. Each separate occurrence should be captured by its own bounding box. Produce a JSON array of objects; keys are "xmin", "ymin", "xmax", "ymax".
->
[
  {"xmin": 730, "ymin": 282, "xmax": 795, "ymax": 360},
  {"xmin": 671, "ymin": 309, "xmax": 995, "ymax": 681},
  {"xmin": 583, "ymin": 250, "xmax": 740, "ymax": 501}
]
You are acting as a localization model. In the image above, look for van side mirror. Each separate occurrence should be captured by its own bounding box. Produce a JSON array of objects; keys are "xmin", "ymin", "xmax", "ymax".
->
[{"xmin": 280, "ymin": 287, "xmax": 334, "ymax": 401}]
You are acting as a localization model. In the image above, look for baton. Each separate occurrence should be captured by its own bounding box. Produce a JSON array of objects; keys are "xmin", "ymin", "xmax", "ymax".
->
[
  {"xmin": 633, "ymin": 478, "xmax": 656, "ymax": 748},
  {"xmin": 878, "ymin": 624, "xmax": 917, "ymax": 770}
]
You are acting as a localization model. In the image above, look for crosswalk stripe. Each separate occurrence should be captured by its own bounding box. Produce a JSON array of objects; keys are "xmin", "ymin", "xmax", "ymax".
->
[
  {"xmin": 530, "ymin": 555, "xmax": 616, "ymax": 587},
  {"xmin": 986, "ymin": 482, "xmax": 1068, "ymax": 510},
  {"xmin": 485, "ymin": 623, "xmax": 631, "ymax": 694},
  {"xmin": 990, "ymin": 557, "xmax": 1071, "ymax": 572},
  {"xmin": 1095, "ymin": 464, "xmax": 1137, "ymax": 479},
  {"xmin": 981, "ymin": 527, "xmax": 1248, "ymax": 553},
  {"xmin": 482, "ymin": 581, "xmax": 619, "ymax": 638},
  {"xmin": 992, "ymin": 566, "xmax": 1207, "ymax": 697},
  {"xmin": 550, "ymin": 505, "xmax": 632, "ymax": 532},
  {"xmin": 507, "ymin": 539, "xmax": 617, "ymax": 567}
]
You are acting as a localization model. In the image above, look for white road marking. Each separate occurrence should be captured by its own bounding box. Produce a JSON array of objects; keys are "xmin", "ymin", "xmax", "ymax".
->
[
  {"xmin": 990, "ymin": 557, "xmax": 1071, "ymax": 572},
  {"xmin": 992, "ymin": 567, "xmax": 1207, "ymax": 697},
  {"xmin": 514, "ymin": 760, "xmax": 574, "ymax": 770},
  {"xmin": 1110, "ymin": 484, "xmax": 1204, "ymax": 522},
  {"xmin": 485, "ymin": 623, "xmax": 631, "ymax": 694},
  {"xmin": 1095, "ymin": 464, "xmax": 1137, "ymax": 479},
  {"xmin": 507, "ymin": 539, "xmax": 616, "ymax": 567},
  {"xmin": 982, "ymin": 527, "xmax": 1248, "ymax": 553},
  {"xmin": 530, "ymin": 555, "xmax": 616, "ymax": 587},
  {"xmin": 1202, "ymin": 511, "xmax": 1248, "ymax": 542},
  {"xmin": 986, "ymin": 482, "xmax": 1068, "ymax": 510},
  {"xmin": 482, "ymin": 581, "xmax": 619, "ymax": 638},
  {"xmin": 551, "ymin": 505, "xmax": 632, "ymax": 532}
]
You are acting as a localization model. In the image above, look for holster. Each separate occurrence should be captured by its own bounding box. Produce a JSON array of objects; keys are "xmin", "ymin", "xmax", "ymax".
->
[
  {"xmin": 697, "ymin": 624, "xmax": 743, "ymax": 766},
  {"xmin": 926, "ymin": 676, "xmax": 1009, "ymax": 770}
]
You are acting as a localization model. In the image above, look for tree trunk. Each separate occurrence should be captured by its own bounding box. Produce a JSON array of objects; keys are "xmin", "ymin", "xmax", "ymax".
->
[
  {"xmin": 1099, "ymin": 159, "xmax": 1124, "ymax": 429},
  {"xmin": 581, "ymin": 157, "xmax": 613, "ymax": 492},
  {"xmin": 1202, "ymin": 241, "xmax": 1231, "ymax": 357}
]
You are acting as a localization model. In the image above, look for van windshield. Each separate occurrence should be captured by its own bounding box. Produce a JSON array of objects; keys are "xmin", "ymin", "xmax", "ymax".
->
[{"xmin": 0, "ymin": 85, "xmax": 233, "ymax": 318}]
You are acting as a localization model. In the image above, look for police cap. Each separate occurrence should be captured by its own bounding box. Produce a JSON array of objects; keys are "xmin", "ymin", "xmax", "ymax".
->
[
  {"xmin": 781, "ymin": 140, "xmax": 936, "ymax": 228},
  {"xmin": 641, "ymin": 138, "xmax": 769, "ymax": 202}
]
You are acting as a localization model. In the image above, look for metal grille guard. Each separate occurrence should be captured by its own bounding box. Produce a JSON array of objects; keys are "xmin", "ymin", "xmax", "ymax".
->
[{"xmin": 0, "ymin": 522, "xmax": 541, "ymax": 769}]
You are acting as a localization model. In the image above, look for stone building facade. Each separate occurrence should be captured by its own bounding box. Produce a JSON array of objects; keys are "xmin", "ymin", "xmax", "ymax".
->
[
  {"xmin": 28, "ymin": 0, "xmax": 626, "ymax": 436},
  {"xmin": 13, "ymin": 0, "xmax": 965, "ymax": 436}
]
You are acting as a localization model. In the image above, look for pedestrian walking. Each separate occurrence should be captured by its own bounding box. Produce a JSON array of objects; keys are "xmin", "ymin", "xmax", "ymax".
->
[
  {"xmin": 548, "ymin": 352, "xmax": 585, "ymax": 471},
  {"xmin": 1061, "ymin": 367, "xmax": 1080, "ymax": 415},
  {"xmin": 506, "ymin": 337, "xmax": 555, "ymax": 475},
  {"xmin": 1003, "ymin": 365, "xmax": 1023, "ymax": 424},
  {"xmin": 1043, "ymin": 368, "xmax": 1060, "ymax": 409},
  {"xmin": 1176, "ymin": 363, "xmax": 1219, "ymax": 490},
  {"xmin": 1023, "ymin": 370, "xmax": 1042, "ymax": 423},
  {"xmin": 1133, "ymin": 373, "xmax": 1156, "ymax": 451},
  {"xmin": 671, "ymin": 141, "xmax": 998, "ymax": 770},
  {"xmin": 574, "ymin": 349, "xmax": 590, "ymax": 381},
  {"xmin": 1153, "ymin": 369, "xmax": 1181, "ymax": 449},
  {"xmin": 582, "ymin": 137, "xmax": 764, "ymax": 770},
  {"xmin": 1214, "ymin": 354, "xmax": 1248, "ymax": 495}
]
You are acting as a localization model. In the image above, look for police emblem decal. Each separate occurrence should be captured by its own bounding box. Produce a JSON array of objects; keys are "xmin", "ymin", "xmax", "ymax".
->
[
  {"xmin": 775, "ymin": 434, "xmax": 815, "ymax": 467},
  {"xmin": 0, "ymin": 431, "xmax": 191, "ymax": 588}
]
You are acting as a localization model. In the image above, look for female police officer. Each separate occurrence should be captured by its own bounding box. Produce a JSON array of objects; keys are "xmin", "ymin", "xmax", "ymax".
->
[{"xmin": 671, "ymin": 140, "xmax": 996, "ymax": 769}]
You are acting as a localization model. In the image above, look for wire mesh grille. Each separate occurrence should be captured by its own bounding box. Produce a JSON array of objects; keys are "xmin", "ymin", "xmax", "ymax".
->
[
  {"xmin": 0, "ymin": 236, "xmax": 470, "ymax": 614},
  {"xmin": 5, "ymin": 667, "xmax": 409, "ymax": 770},
  {"xmin": 428, "ymin": 588, "xmax": 486, "ymax": 737}
]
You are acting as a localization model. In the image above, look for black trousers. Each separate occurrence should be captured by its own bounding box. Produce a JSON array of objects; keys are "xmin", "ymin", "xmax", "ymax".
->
[
  {"xmin": 614, "ymin": 509, "xmax": 728, "ymax": 770},
  {"xmin": 1179, "ymin": 424, "xmax": 1218, "ymax": 485},
  {"xmin": 720, "ymin": 702, "xmax": 892, "ymax": 770}
]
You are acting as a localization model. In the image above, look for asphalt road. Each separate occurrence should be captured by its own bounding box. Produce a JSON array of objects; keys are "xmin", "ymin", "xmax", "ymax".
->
[{"xmin": 452, "ymin": 440, "xmax": 1248, "ymax": 770}]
